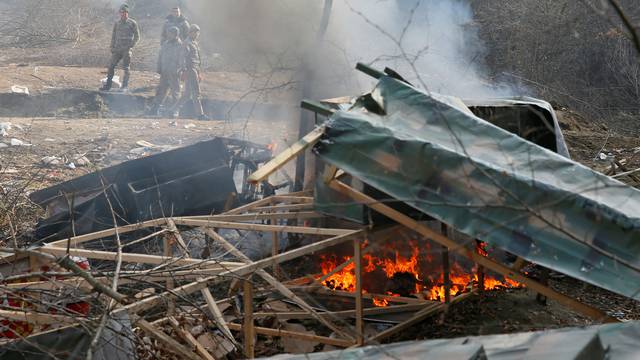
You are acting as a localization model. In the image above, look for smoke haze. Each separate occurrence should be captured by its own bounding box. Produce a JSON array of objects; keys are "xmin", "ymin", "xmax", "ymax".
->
[{"xmin": 183, "ymin": 0, "xmax": 520, "ymax": 99}]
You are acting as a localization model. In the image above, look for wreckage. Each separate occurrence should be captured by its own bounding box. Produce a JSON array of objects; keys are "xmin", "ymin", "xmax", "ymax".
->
[{"xmin": 0, "ymin": 64, "xmax": 638, "ymax": 359}]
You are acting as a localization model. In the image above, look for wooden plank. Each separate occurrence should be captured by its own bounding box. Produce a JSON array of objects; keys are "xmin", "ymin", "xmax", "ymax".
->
[
  {"xmin": 164, "ymin": 221, "xmax": 176, "ymax": 315},
  {"xmin": 223, "ymin": 196, "xmax": 274, "ymax": 215},
  {"xmin": 227, "ymin": 323, "xmax": 352, "ymax": 348},
  {"xmin": 120, "ymin": 230, "xmax": 363, "ymax": 315},
  {"xmin": 37, "ymin": 247, "xmax": 242, "ymax": 270},
  {"xmin": 252, "ymin": 303, "xmax": 427, "ymax": 320},
  {"xmin": 328, "ymin": 179, "xmax": 618, "ymax": 323},
  {"xmin": 354, "ymin": 236, "xmax": 364, "ymax": 346},
  {"xmin": 168, "ymin": 316, "xmax": 216, "ymax": 360},
  {"xmin": 186, "ymin": 212, "xmax": 322, "ymax": 222},
  {"xmin": 252, "ymin": 203, "xmax": 314, "ymax": 212},
  {"xmin": 46, "ymin": 218, "xmax": 167, "ymax": 248},
  {"xmin": 174, "ymin": 218, "xmax": 352, "ymax": 236},
  {"xmin": 136, "ymin": 318, "xmax": 201, "ymax": 360},
  {"xmin": 0, "ymin": 309, "xmax": 80, "ymax": 325},
  {"xmin": 243, "ymin": 280, "xmax": 255, "ymax": 359},
  {"xmin": 248, "ymin": 126, "xmax": 326, "ymax": 184}
]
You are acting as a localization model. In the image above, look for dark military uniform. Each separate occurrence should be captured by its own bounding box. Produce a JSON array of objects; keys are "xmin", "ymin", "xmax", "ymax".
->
[
  {"xmin": 105, "ymin": 17, "xmax": 140, "ymax": 89},
  {"xmin": 149, "ymin": 37, "xmax": 183, "ymax": 115},
  {"xmin": 161, "ymin": 15, "xmax": 190, "ymax": 43},
  {"xmin": 176, "ymin": 37, "xmax": 205, "ymax": 118}
]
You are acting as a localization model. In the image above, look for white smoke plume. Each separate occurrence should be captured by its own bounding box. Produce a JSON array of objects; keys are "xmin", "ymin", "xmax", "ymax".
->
[{"xmin": 183, "ymin": 0, "xmax": 520, "ymax": 99}]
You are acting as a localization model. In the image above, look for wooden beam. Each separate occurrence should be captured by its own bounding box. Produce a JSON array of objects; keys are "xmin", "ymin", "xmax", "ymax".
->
[
  {"xmin": 252, "ymin": 303, "xmax": 427, "ymax": 320},
  {"xmin": 174, "ymin": 219, "xmax": 352, "ymax": 236},
  {"xmin": 243, "ymin": 280, "xmax": 255, "ymax": 359},
  {"xmin": 168, "ymin": 316, "xmax": 215, "ymax": 360},
  {"xmin": 37, "ymin": 247, "xmax": 242, "ymax": 270},
  {"xmin": 354, "ymin": 236, "xmax": 364, "ymax": 346},
  {"xmin": 252, "ymin": 203, "xmax": 314, "ymax": 212},
  {"xmin": 227, "ymin": 323, "xmax": 352, "ymax": 348},
  {"xmin": 248, "ymin": 126, "xmax": 326, "ymax": 184},
  {"xmin": 46, "ymin": 218, "xmax": 167, "ymax": 248},
  {"xmin": 188, "ymin": 212, "xmax": 322, "ymax": 222},
  {"xmin": 328, "ymin": 179, "xmax": 618, "ymax": 323},
  {"xmin": 0, "ymin": 309, "xmax": 81, "ymax": 325},
  {"xmin": 136, "ymin": 318, "xmax": 201, "ymax": 360}
]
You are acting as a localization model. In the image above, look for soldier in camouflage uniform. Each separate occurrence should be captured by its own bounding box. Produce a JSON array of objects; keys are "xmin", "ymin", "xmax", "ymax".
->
[
  {"xmin": 175, "ymin": 24, "xmax": 208, "ymax": 120},
  {"xmin": 161, "ymin": 6, "xmax": 190, "ymax": 44},
  {"xmin": 148, "ymin": 27, "xmax": 183, "ymax": 116},
  {"xmin": 100, "ymin": 4, "xmax": 140, "ymax": 91}
]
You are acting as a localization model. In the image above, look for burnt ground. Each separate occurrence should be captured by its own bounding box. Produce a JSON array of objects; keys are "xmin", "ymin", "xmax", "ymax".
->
[{"xmin": 0, "ymin": 65, "xmax": 639, "ymax": 350}]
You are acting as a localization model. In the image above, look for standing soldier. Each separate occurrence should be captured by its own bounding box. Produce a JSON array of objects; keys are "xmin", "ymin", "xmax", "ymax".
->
[
  {"xmin": 100, "ymin": 4, "xmax": 140, "ymax": 91},
  {"xmin": 161, "ymin": 6, "xmax": 190, "ymax": 44},
  {"xmin": 175, "ymin": 24, "xmax": 208, "ymax": 120},
  {"xmin": 148, "ymin": 27, "xmax": 182, "ymax": 116}
]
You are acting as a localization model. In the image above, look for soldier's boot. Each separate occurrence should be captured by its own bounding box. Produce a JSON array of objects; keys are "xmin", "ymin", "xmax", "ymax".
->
[
  {"xmin": 121, "ymin": 71, "xmax": 130, "ymax": 90},
  {"xmin": 100, "ymin": 74, "xmax": 113, "ymax": 91}
]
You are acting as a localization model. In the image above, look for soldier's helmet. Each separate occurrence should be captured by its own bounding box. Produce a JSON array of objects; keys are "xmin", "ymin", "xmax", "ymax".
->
[
  {"xmin": 119, "ymin": 4, "xmax": 129, "ymax": 13},
  {"xmin": 168, "ymin": 26, "xmax": 180, "ymax": 38},
  {"xmin": 189, "ymin": 24, "xmax": 201, "ymax": 33}
]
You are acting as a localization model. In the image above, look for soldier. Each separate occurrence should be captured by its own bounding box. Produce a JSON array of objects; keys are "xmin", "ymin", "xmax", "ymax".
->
[
  {"xmin": 161, "ymin": 6, "xmax": 190, "ymax": 44},
  {"xmin": 100, "ymin": 4, "xmax": 140, "ymax": 91},
  {"xmin": 148, "ymin": 27, "xmax": 183, "ymax": 116},
  {"xmin": 175, "ymin": 24, "xmax": 208, "ymax": 120}
]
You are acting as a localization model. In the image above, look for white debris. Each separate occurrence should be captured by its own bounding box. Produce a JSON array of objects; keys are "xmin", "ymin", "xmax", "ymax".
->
[
  {"xmin": 0, "ymin": 143, "xmax": 8, "ymax": 148},
  {"xmin": 75, "ymin": 156, "xmax": 91, "ymax": 167},
  {"xmin": 66, "ymin": 162, "xmax": 76, "ymax": 169},
  {"xmin": 100, "ymin": 75, "xmax": 121, "ymax": 89},
  {"xmin": 184, "ymin": 123, "xmax": 196, "ymax": 129},
  {"xmin": 11, "ymin": 85, "xmax": 29, "ymax": 95},
  {"xmin": 10, "ymin": 138, "xmax": 31, "ymax": 146},
  {"xmin": 41, "ymin": 156, "xmax": 61, "ymax": 166},
  {"xmin": 44, "ymin": 138, "xmax": 56, "ymax": 142},
  {"xmin": 129, "ymin": 147, "xmax": 147, "ymax": 155},
  {"xmin": 0, "ymin": 129, "xmax": 7, "ymax": 137},
  {"xmin": 634, "ymin": 147, "xmax": 640, "ymax": 154},
  {"xmin": 0, "ymin": 122, "xmax": 11, "ymax": 137},
  {"xmin": 597, "ymin": 152, "xmax": 608, "ymax": 161}
]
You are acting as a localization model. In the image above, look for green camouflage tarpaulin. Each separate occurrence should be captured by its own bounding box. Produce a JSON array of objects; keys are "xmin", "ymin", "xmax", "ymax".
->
[{"xmin": 313, "ymin": 76, "xmax": 640, "ymax": 300}]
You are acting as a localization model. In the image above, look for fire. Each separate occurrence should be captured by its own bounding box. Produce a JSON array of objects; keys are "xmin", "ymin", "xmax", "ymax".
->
[
  {"xmin": 266, "ymin": 141, "xmax": 278, "ymax": 155},
  {"xmin": 319, "ymin": 240, "xmax": 523, "ymax": 306}
]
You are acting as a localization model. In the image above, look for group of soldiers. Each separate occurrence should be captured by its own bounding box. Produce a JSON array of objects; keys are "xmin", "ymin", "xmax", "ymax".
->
[{"xmin": 100, "ymin": 4, "xmax": 207, "ymax": 120}]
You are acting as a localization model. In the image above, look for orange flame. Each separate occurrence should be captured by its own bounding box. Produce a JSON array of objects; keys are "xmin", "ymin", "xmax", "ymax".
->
[{"xmin": 319, "ymin": 240, "xmax": 523, "ymax": 306}]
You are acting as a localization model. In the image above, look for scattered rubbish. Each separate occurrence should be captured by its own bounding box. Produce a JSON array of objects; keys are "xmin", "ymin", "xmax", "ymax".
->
[
  {"xmin": 75, "ymin": 156, "xmax": 91, "ymax": 167},
  {"xmin": 41, "ymin": 156, "xmax": 61, "ymax": 166},
  {"xmin": 11, "ymin": 85, "xmax": 29, "ymax": 95},
  {"xmin": 0, "ymin": 143, "xmax": 8, "ymax": 148},
  {"xmin": 10, "ymin": 138, "xmax": 31, "ymax": 146},
  {"xmin": 44, "ymin": 138, "xmax": 56, "ymax": 142},
  {"xmin": 66, "ymin": 162, "xmax": 76, "ymax": 169},
  {"xmin": 184, "ymin": 123, "xmax": 196, "ymax": 129},
  {"xmin": 0, "ymin": 122, "xmax": 11, "ymax": 137},
  {"xmin": 0, "ymin": 128, "xmax": 7, "ymax": 137},
  {"xmin": 597, "ymin": 152, "xmax": 609, "ymax": 161}
]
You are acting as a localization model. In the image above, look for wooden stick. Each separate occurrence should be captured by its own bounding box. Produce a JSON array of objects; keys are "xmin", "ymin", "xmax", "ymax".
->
[
  {"xmin": 0, "ymin": 309, "xmax": 81, "ymax": 325},
  {"xmin": 185, "ymin": 212, "xmax": 322, "ymax": 223},
  {"xmin": 37, "ymin": 247, "xmax": 242, "ymax": 270},
  {"xmin": 248, "ymin": 126, "xmax": 326, "ymax": 184},
  {"xmin": 252, "ymin": 203, "xmax": 314, "ymax": 212},
  {"xmin": 354, "ymin": 236, "xmax": 364, "ymax": 346},
  {"xmin": 328, "ymin": 179, "xmax": 617, "ymax": 323},
  {"xmin": 168, "ymin": 317, "xmax": 215, "ymax": 360},
  {"xmin": 243, "ymin": 280, "xmax": 255, "ymax": 359},
  {"xmin": 164, "ymin": 223, "xmax": 176, "ymax": 315},
  {"xmin": 227, "ymin": 323, "xmax": 352, "ymax": 348},
  {"xmin": 46, "ymin": 218, "xmax": 167, "ymax": 249},
  {"xmin": 174, "ymin": 219, "xmax": 351, "ymax": 236},
  {"xmin": 202, "ymin": 228, "xmax": 355, "ymax": 341},
  {"xmin": 223, "ymin": 196, "xmax": 274, "ymax": 215}
]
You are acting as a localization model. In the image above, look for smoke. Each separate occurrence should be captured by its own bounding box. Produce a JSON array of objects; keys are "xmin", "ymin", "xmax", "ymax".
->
[{"xmin": 183, "ymin": 0, "xmax": 520, "ymax": 99}]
